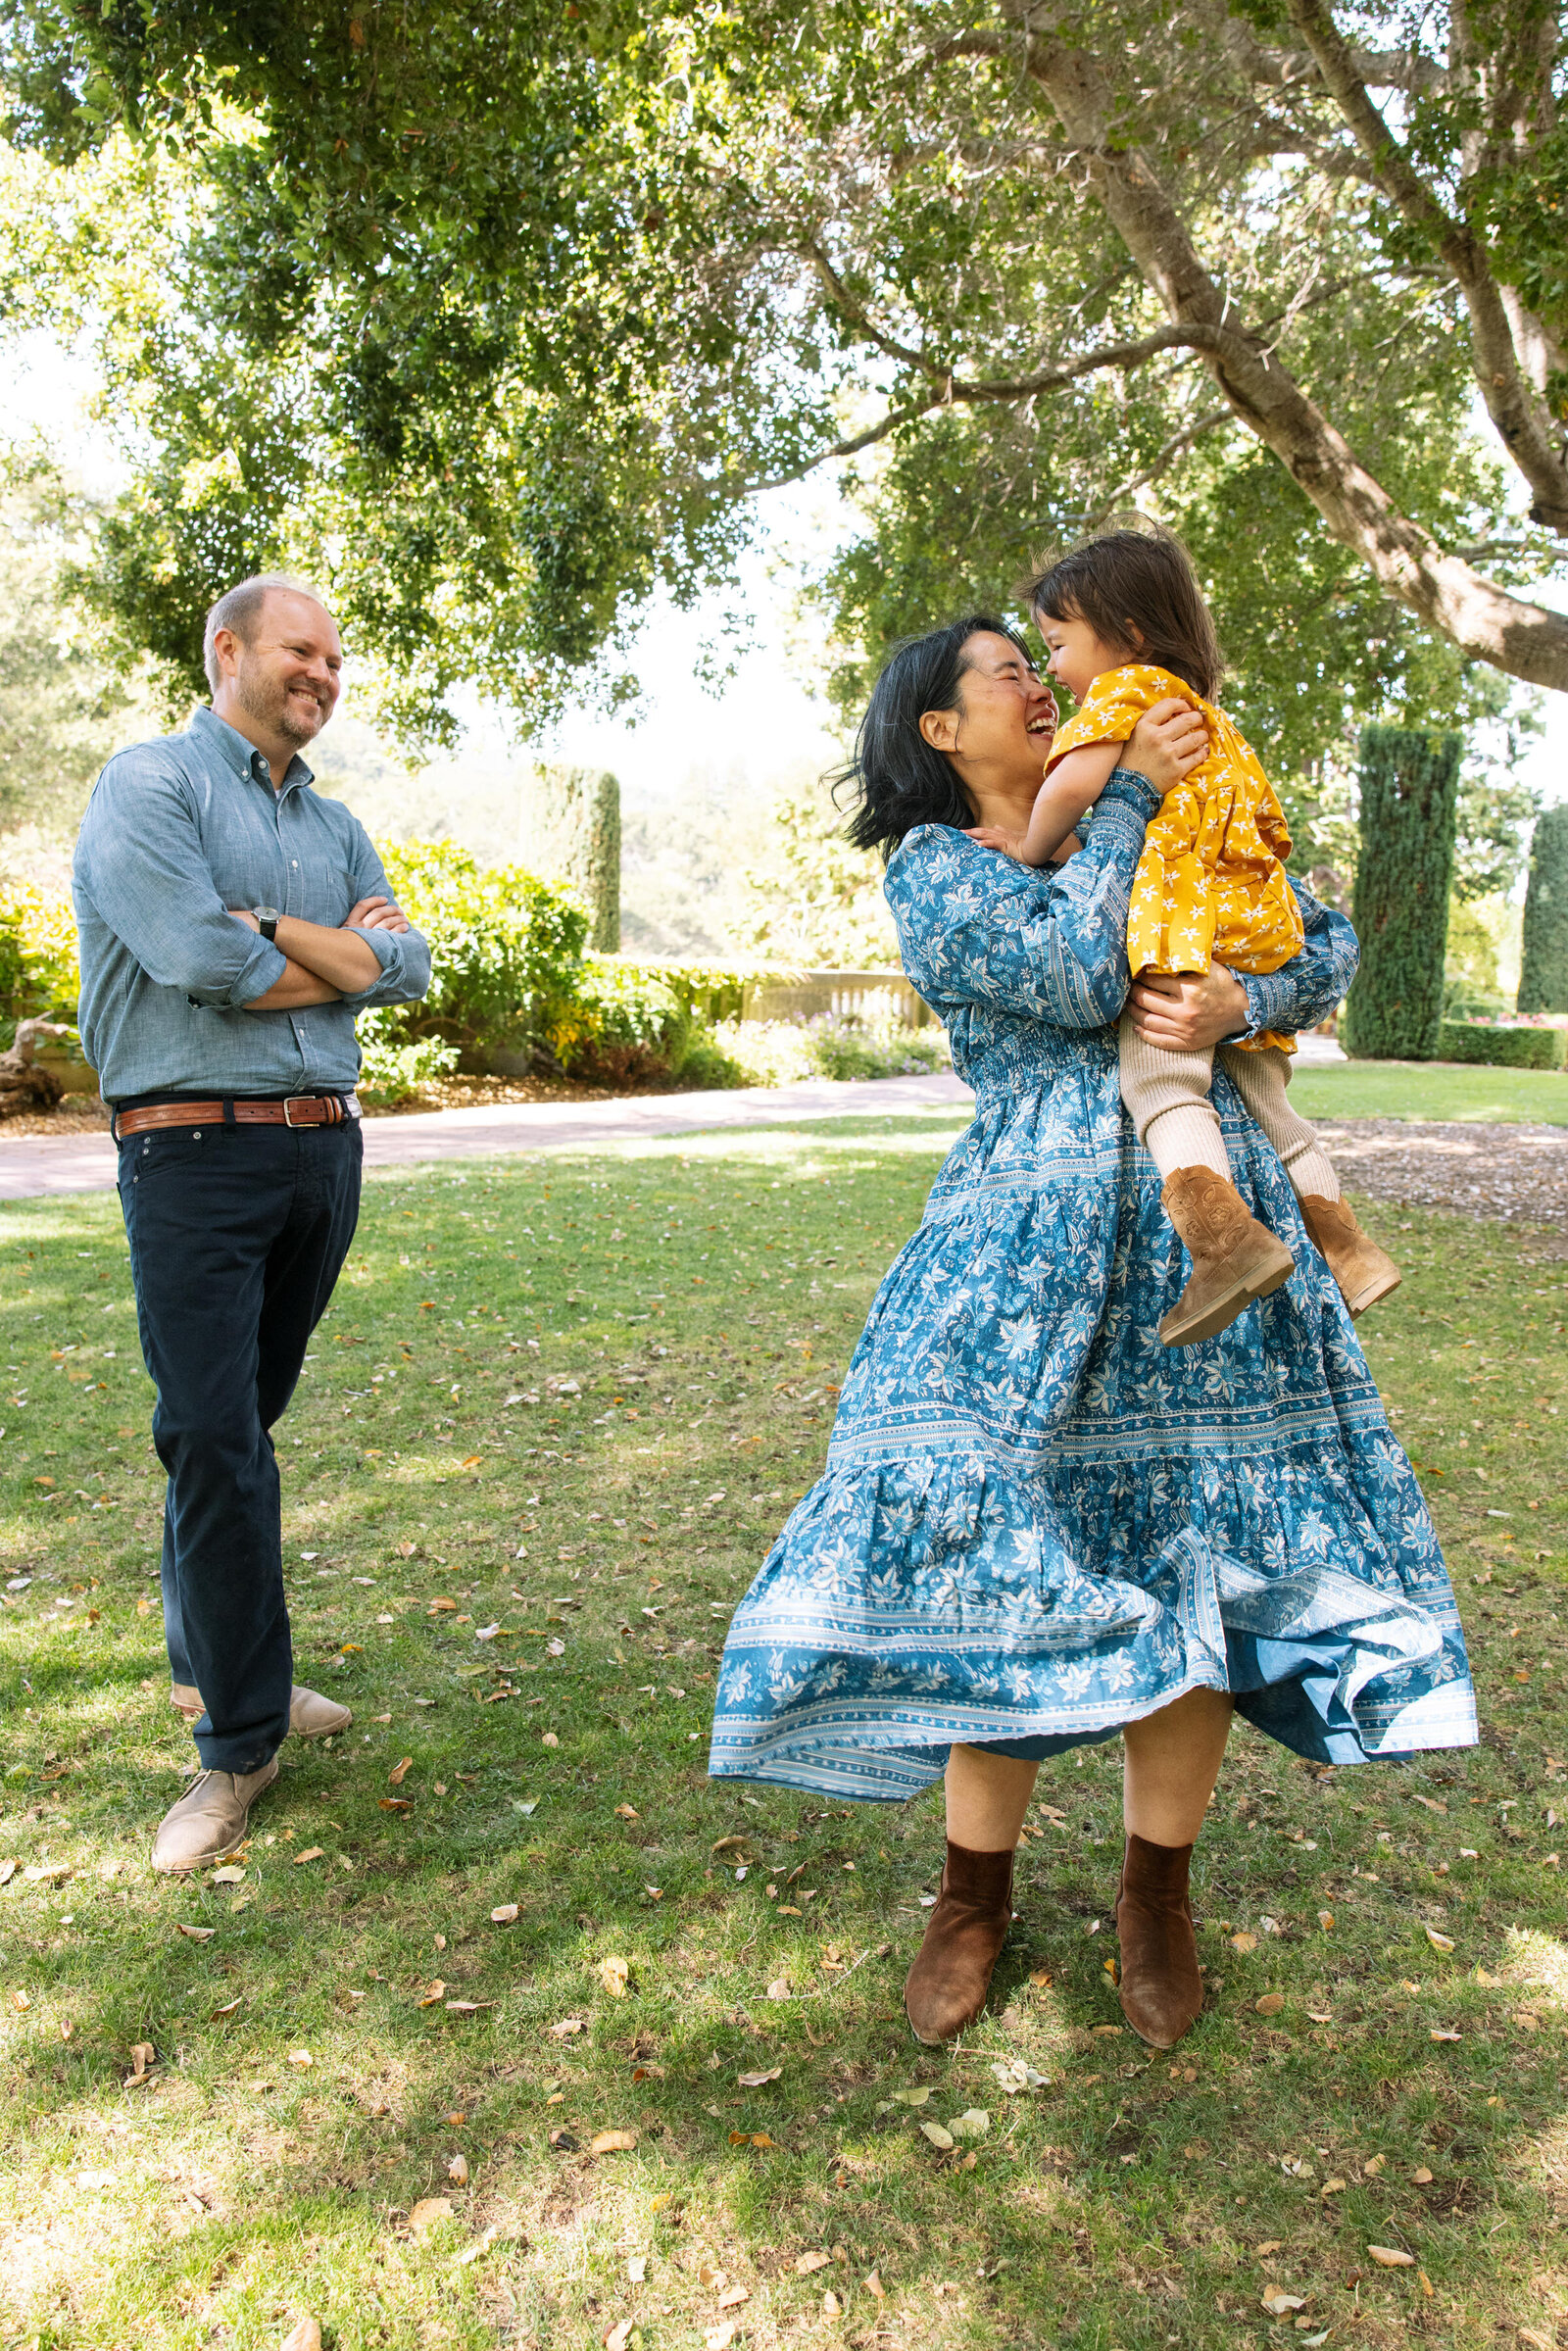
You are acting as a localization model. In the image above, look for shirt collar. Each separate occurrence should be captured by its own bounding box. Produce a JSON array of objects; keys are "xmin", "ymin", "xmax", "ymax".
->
[{"xmin": 189, "ymin": 703, "xmax": 316, "ymax": 796}]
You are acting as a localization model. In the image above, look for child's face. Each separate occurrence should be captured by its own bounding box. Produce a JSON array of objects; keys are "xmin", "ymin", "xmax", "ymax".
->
[{"xmin": 1034, "ymin": 609, "xmax": 1131, "ymax": 704}]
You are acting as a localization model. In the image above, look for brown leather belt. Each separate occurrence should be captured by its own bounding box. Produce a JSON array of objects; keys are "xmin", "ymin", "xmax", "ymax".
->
[{"xmin": 114, "ymin": 1096, "xmax": 355, "ymax": 1137}]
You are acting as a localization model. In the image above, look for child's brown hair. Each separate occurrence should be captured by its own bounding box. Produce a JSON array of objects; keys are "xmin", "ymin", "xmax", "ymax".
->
[{"xmin": 1022, "ymin": 524, "xmax": 1225, "ymax": 703}]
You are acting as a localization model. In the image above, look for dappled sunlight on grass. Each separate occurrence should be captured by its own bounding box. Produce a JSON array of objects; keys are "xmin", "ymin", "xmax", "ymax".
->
[{"xmin": 1, "ymin": 1124, "xmax": 1566, "ymax": 2347}]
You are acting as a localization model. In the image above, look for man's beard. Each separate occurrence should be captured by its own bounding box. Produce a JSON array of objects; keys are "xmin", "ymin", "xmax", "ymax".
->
[{"xmin": 233, "ymin": 655, "xmax": 327, "ymax": 748}]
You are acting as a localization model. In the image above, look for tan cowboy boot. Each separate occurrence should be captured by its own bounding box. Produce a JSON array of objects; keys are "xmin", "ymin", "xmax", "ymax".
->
[
  {"xmin": 1158, "ymin": 1167, "xmax": 1295, "ymax": 1347},
  {"xmin": 1115, "ymin": 1833, "xmax": 1203, "ymax": 2048},
  {"xmin": 904, "ymin": 1841, "xmax": 1014, "ymax": 2045},
  {"xmin": 1297, "ymin": 1194, "xmax": 1400, "ymax": 1317},
  {"xmin": 152, "ymin": 1758, "xmax": 279, "ymax": 1874},
  {"xmin": 171, "ymin": 1683, "xmax": 352, "ymax": 1739}
]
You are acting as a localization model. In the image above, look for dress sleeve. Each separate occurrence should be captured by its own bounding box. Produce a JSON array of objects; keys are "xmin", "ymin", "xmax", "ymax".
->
[
  {"xmin": 887, "ymin": 770, "xmax": 1158, "ymax": 1031},
  {"xmin": 1047, "ymin": 669, "xmax": 1162, "ymax": 768},
  {"xmin": 1231, "ymin": 882, "xmax": 1358, "ymax": 1039}
]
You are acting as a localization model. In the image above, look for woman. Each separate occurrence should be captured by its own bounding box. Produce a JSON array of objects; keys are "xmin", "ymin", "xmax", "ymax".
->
[{"xmin": 710, "ymin": 616, "xmax": 1475, "ymax": 2050}]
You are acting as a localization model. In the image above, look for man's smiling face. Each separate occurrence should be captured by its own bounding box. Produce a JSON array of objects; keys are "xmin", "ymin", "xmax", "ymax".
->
[{"xmin": 230, "ymin": 590, "xmax": 344, "ymax": 749}]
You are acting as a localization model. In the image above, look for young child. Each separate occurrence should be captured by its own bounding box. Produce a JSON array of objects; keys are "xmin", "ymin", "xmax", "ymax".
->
[{"xmin": 971, "ymin": 525, "xmax": 1397, "ymax": 1347}]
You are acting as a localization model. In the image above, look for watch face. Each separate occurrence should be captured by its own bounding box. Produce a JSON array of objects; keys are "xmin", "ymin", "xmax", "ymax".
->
[{"xmin": 254, "ymin": 906, "xmax": 280, "ymax": 922}]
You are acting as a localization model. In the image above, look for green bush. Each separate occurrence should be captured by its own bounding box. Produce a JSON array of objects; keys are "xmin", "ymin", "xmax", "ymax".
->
[
  {"xmin": 0, "ymin": 884, "xmax": 79, "ymax": 1023},
  {"xmin": 1518, "ymin": 806, "xmax": 1568, "ymax": 1015},
  {"xmin": 1342, "ymin": 725, "xmax": 1461, "ymax": 1061},
  {"xmin": 358, "ymin": 1035, "xmax": 462, "ymax": 1106},
  {"xmin": 1436, "ymin": 1021, "xmax": 1567, "ymax": 1070},
  {"xmin": 363, "ymin": 841, "xmax": 589, "ymax": 1069},
  {"xmin": 809, "ymin": 1015, "xmax": 951, "ymax": 1082},
  {"xmin": 544, "ymin": 955, "xmax": 743, "ymax": 1088}
]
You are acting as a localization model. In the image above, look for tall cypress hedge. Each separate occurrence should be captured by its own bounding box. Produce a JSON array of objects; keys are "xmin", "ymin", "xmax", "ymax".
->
[
  {"xmin": 1517, "ymin": 805, "xmax": 1568, "ymax": 1015},
  {"xmin": 1342, "ymin": 725, "xmax": 1461, "ymax": 1061},
  {"xmin": 517, "ymin": 763, "xmax": 621, "ymax": 951}
]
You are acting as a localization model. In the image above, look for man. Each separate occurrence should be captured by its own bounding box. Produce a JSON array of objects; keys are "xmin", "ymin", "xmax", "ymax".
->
[{"xmin": 73, "ymin": 573, "xmax": 431, "ymax": 1872}]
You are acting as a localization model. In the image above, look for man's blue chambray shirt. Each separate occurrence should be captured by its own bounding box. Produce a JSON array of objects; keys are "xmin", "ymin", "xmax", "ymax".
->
[{"xmin": 73, "ymin": 705, "xmax": 432, "ymax": 1102}]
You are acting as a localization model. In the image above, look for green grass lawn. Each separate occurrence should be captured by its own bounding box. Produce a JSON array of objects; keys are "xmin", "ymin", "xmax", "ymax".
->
[
  {"xmin": 1291, "ymin": 1059, "xmax": 1568, "ymax": 1125},
  {"xmin": 1, "ymin": 1113, "xmax": 1565, "ymax": 2351}
]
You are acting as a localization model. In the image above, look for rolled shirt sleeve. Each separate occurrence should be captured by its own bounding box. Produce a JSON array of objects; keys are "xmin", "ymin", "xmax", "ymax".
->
[
  {"xmin": 76, "ymin": 757, "xmax": 288, "ymax": 1007},
  {"xmin": 335, "ymin": 826, "xmax": 432, "ymax": 1008}
]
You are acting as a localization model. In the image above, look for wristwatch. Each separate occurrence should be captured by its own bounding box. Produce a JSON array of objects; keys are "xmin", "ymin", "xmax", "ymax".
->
[{"xmin": 253, "ymin": 906, "xmax": 280, "ymax": 942}]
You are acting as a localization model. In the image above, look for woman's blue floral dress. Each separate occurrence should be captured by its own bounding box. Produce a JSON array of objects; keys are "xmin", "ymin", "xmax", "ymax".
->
[{"xmin": 709, "ymin": 771, "xmax": 1476, "ymax": 1799}]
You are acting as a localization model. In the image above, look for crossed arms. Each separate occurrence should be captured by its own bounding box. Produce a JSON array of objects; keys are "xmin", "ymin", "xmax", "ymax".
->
[{"xmin": 227, "ymin": 897, "xmax": 412, "ymax": 1010}]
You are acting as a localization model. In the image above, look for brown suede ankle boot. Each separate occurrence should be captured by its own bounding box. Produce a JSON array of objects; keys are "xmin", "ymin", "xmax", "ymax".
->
[
  {"xmin": 1297, "ymin": 1194, "xmax": 1400, "ymax": 1317},
  {"xmin": 1158, "ymin": 1167, "xmax": 1296, "ymax": 1347},
  {"xmin": 1115, "ymin": 1833, "xmax": 1203, "ymax": 2048},
  {"xmin": 904, "ymin": 1840, "xmax": 1014, "ymax": 2046}
]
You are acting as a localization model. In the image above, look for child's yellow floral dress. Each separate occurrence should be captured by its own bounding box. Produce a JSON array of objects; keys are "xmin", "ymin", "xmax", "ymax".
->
[{"xmin": 1048, "ymin": 661, "xmax": 1302, "ymax": 1053}]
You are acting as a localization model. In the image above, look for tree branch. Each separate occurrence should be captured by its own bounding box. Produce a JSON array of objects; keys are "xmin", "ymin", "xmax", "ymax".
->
[
  {"xmin": 997, "ymin": 4, "xmax": 1568, "ymax": 693},
  {"xmin": 1283, "ymin": 0, "xmax": 1568, "ymax": 535}
]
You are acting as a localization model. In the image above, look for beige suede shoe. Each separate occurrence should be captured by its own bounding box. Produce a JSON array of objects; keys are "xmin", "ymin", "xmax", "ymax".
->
[
  {"xmin": 152, "ymin": 1757, "xmax": 279, "ymax": 1875},
  {"xmin": 170, "ymin": 1683, "xmax": 352, "ymax": 1739}
]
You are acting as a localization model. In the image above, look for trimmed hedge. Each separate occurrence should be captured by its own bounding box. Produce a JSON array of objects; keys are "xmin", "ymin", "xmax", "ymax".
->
[
  {"xmin": 1518, "ymin": 805, "xmax": 1568, "ymax": 1015},
  {"xmin": 1342, "ymin": 725, "xmax": 1461, "ymax": 1061},
  {"xmin": 1437, "ymin": 1021, "xmax": 1567, "ymax": 1070}
]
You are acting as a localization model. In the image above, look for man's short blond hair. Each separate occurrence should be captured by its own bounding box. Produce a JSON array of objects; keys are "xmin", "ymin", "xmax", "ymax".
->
[{"xmin": 202, "ymin": 573, "xmax": 334, "ymax": 694}]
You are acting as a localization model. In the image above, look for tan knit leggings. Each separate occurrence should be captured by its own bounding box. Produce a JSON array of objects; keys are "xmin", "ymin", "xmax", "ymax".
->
[{"xmin": 1118, "ymin": 1010, "xmax": 1341, "ymax": 1199}]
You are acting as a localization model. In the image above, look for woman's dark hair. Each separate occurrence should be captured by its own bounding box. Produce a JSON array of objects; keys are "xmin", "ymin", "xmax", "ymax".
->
[
  {"xmin": 835, "ymin": 613, "xmax": 1034, "ymax": 860},
  {"xmin": 1022, "ymin": 525, "xmax": 1224, "ymax": 703}
]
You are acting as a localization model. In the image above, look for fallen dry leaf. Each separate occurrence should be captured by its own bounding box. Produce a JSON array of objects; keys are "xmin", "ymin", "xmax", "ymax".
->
[
  {"xmin": 292, "ymin": 1847, "xmax": 324, "ymax": 1867},
  {"xmin": 444, "ymin": 1999, "xmax": 494, "ymax": 2015},
  {"xmin": 627, "ymin": 2255, "xmax": 648, "ymax": 2284},
  {"xmin": 209, "ymin": 1996, "xmax": 243, "ymax": 2021},
  {"xmin": 448, "ymin": 2153, "xmax": 468, "ymax": 2185},
  {"xmin": 1321, "ymin": 2178, "xmax": 1347, "ymax": 2197},
  {"xmin": 491, "ymin": 1903, "xmax": 519, "ymax": 1926},
  {"xmin": 1412, "ymin": 2166, "xmax": 1434, "ymax": 2184},
  {"xmin": 123, "ymin": 2042, "xmax": 156, "ymax": 2084},
  {"xmin": 704, "ymin": 2327, "xmax": 739, "ymax": 2351},
  {"xmin": 541, "ymin": 1731, "xmax": 560, "ymax": 1747},
  {"xmin": 417, "ymin": 1981, "xmax": 447, "ymax": 2007},
  {"xmin": 1410, "ymin": 1794, "xmax": 1447, "ymax": 1815},
  {"xmin": 765, "ymin": 1975, "xmax": 790, "ymax": 2000},
  {"xmin": 408, "ymin": 2197, "xmax": 455, "ymax": 2235},
  {"xmin": 865, "ymin": 2270, "xmax": 886, "ymax": 2300},
  {"xmin": 211, "ymin": 1864, "xmax": 245, "ymax": 1886},
  {"xmin": 918, "ymin": 2121, "xmax": 956, "ymax": 2150},
  {"xmin": 1425, "ymin": 1928, "xmax": 1455, "ymax": 1954},
  {"xmin": 797, "ymin": 2251, "xmax": 831, "ymax": 2276},
  {"xmin": 388, "ymin": 1756, "xmax": 413, "ymax": 1786},
  {"xmin": 1255, "ymin": 1993, "xmax": 1285, "ymax": 2016},
  {"xmin": 1430, "ymin": 2029, "xmax": 1461, "ymax": 2042},
  {"xmin": 277, "ymin": 2320, "xmax": 322, "ymax": 2351},
  {"xmin": 600, "ymin": 1955, "xmax": 630, "ymax": 1998},
  {"xmin": 604, "ymin": 2324, "xmax": 635, "ymax": 2351},
  {"xmin": 287, "ymin": 2050, "xmax": 313, "ymax": 2069},
  {"xmin": 1368, "ymin": 2245, "xmax": 1416, "ymax": 2268},
  {"xmin": 614, "ymin": 1803, "xmax": 639, "ymax": 1821},
  {"xmin": 823, "ymin": 2289, "xmax": 844, "ymax": 2318},
  {"xmin": 1363, "ymin": 2154, "xmax": 1387, "ymax": 2177},
  {"xmin": 174, "ymin": 1923, "xmax": 216, "ymax": 1941},
  {"xmin": 590, "ymin": 2129, "xmax": 638, "ymax": 2155},
  {"xmin": 737, "ymin": 2065, "xmax": 782, "ymax": 2088},
  {"xmin": 891, "ymin": 2085, "xmax": 933, "ymax": 2106},
  {"xmin": 949, "ymin": 2109, "xmax": 990, "ymax": 2138},
  {"xmin": 1231, "ymin": 1931, "xmax": 1258, "ymax": 1953},
  {"xmin": 1262, "ymin": 2292, "xmax": 1307, "ymax": 2316},
  {"xmin": 549, "ymin": 2016, "xmax": 585, "ymax": 2037},
  {"xmin": 715, "ymin": 2285, "xmax": 750, "ymax": 2310}
]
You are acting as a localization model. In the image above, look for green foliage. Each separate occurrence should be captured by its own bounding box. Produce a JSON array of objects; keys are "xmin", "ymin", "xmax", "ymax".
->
[
  {"xmin": 1518, "ymin": 806, "xmax": 1568, "ymax": 1015},
  {"xmin": 0, "ymin": 880, "xmax": 77, "ymax": 1019},
  {"xmin": 808, "ymin": 1015, "xmax": 951, "ymax": 1082},
  {"xmin": 355, "ymin": 1034, "xmax": 461, "ymax": 1108},
  {"xmin": 1436, "ymin": 1020, "xmax": 1567, "ymax": 1070},
  {"xmin": 1342, "ymin": 726, "xmax": 1462, "ymax": 1061},
  {"xmin": 732, "ymin": 786, "xmax": 900, "ymax": 968},
  {"xmin": 367, "ymin": 839, "xmax": 589, "ymax": 1062},
  {"xmin": 519, "ymin": 765, "xmax": 622, "ymax": 952},
  {"xmin": 6, "ymin": 0, "xmax": 1565, "ymax": 747},
  {"xmin": 545, "ymin": 953, "xmax": 745, "ymax": 1089}
]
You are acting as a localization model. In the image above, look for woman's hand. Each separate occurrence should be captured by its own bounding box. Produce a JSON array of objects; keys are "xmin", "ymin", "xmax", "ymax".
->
[
  {"xmin": 1128, "ymin": 964, "xmax": 1250, "ymax": 1052},
  {"xmin": 1123, "ymin": 699, "xmax": 1208, "ymax": 798}
]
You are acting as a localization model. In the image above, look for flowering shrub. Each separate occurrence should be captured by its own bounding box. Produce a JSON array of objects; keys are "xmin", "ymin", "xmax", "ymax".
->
[
  {"xmin": 716, "ymin": 1012, "xmax": 950, "ymax": 1087},
  {"xmin": 547, "ymin": 955, "xmax": 745, "ymax": 1088}
]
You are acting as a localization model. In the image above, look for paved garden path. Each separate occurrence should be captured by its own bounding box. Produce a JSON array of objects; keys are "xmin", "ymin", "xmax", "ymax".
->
[{"xmin": 0, "ymin": 1072, "xmax": 975, "ymax": 1201}]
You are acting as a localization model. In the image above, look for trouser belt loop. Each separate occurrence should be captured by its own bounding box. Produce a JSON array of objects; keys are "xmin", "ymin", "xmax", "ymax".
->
[{"xmin": 222, "ymin": 1097, "xmax": 237, "ymax": 1128}]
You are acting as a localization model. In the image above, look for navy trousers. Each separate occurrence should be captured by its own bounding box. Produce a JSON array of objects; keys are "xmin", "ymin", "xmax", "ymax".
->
[{"xmin": 117, "ymin": 1115, "xmax": 363, "ymax": 1771}]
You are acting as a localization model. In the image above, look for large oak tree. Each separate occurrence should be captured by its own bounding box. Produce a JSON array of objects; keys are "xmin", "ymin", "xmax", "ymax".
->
[{"xmin": 2, "ymin": 0, "xmax": 1564, "ymax": 782}]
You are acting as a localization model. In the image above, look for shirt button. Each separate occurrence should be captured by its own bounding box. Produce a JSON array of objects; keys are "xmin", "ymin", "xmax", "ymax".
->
[{"xmin": 291, "ymin": 860, "xmax": 299, "ymax": 868}]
